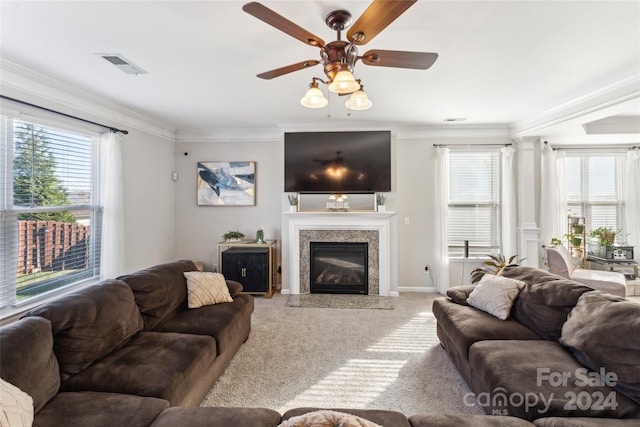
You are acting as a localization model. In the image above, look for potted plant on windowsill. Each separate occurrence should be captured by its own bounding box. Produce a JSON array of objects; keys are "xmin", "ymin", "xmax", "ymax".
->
[{"xmin": 470, "ymin": 254, "xmax": 526, "ymax": 284}]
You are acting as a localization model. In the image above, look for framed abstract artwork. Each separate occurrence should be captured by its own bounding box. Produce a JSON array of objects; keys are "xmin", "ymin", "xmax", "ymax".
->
[{"xmin": 197, "ymin": 161, "xmax": 256, "ymax": 206}]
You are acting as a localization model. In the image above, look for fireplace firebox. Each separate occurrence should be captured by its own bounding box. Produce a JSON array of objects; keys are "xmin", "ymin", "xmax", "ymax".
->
[{"xmin": 310, "ymin": 242, "xmax": 368, "ymax": 294}]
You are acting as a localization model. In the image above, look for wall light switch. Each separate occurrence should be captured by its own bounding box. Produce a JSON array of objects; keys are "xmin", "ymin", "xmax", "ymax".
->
[{"xmin": 404, "ymin": 216, "xmax": 410, "ymax": 225}]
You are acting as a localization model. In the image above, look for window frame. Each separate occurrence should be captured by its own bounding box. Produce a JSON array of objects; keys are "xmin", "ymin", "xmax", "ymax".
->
[
  {"xmin": 446, "ymin": 148, "xmax": 502, "ymax": 257},
  {"xmin": 564, "ymin": 151, "xmax": 627, "ymax": 245},
  {"xmin": 1, "ymin": 111, "xmax": 103, "ymax": 318}
]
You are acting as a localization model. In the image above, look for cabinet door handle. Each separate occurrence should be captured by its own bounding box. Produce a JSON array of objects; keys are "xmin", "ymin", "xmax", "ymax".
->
[{"xmin": 241, "ymin": 267, "xmax": 247, "ymax": 277}]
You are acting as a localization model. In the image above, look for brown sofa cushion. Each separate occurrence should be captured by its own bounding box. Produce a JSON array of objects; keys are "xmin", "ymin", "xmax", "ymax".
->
[
  {"xmin": 0, "ymin": 317, "xmax": 59, "ymax": 413},
  {"xmin": 60, "ymin": 331, "xmax": 217, "ymax": 406},
  {"xmin": 533, "ymin": 417, "xmax": 640, "ymax": 427},
  {"xmin": 560, "ymin": 291, "xmax": 640, "ymax": 405},
  {"xmin": 152, "ymin": 293, "xmax": 254, "ymax": 355},
  {"xmin": 118, "ymin": 260, "xmax": 197, "ymax": 330},
  {"xmin": 34, "ymin": 392, "xmax": 169, "ymax": 427},
  {"xmin": 433, "ymin": 298, "xmax": 541, "ymax": 361},
  {"xmin": 499, "ymin": 266, "xmax": 592, "ymax": 341},
  {"xmin": 23, "ymin": 279, "xmax": 143, "ymax": 381},
  {"xmin": 468, "ymin": 340, "xmax": 640, "ymax": 420},
  {"xmin": 409, "ymin": 413, "xmax": 536, "ymax": 426},
  {"xmin": 149, "ymin": 407, "xmax": 282, "ymax": 427}
]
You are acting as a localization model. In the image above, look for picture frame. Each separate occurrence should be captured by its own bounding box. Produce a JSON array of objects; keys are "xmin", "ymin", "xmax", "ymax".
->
[{"xmin": 197, "ymin": 161, "xmax": 256, "ymax": 206}]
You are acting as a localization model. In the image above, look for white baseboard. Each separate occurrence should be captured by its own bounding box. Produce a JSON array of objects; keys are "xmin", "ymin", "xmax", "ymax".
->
[{"xmin": 397, "ymin": 286, "xmax": 437, "ymax": 293}]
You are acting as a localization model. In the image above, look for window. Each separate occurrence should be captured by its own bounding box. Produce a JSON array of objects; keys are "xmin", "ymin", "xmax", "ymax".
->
[
  {"xmin": 447, "ymin": 150, "xmax": 501, "ymax": 257},
  {"xmin": 1, "ymin": 115, "xmax": 102, "ymax": 313},
  {"xmin": 565, "ymin": 152, "xmax": 626, "ymax": 243}
]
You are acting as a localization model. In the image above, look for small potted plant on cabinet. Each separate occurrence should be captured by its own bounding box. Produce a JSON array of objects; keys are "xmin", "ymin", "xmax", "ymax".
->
[
  {"xmin": 222, "ymin": 230, "xmax": 245, "ymax": 242},
  {"xmin": 588, "ymin": 226, "xmax": 617, "ymax": 258}
]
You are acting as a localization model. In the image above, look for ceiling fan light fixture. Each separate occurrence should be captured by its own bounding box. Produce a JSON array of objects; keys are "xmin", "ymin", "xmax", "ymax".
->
[
  {"xmin": 345, "ymin": 89, "xmax": 372, "ymax": 110},
  {"xmin": 328, "ymin": 70, "xmax": 360, "ymax": 94},
  {"xmin": 300, "ymin": 83, "xmax": 328, "ymax": 108}
]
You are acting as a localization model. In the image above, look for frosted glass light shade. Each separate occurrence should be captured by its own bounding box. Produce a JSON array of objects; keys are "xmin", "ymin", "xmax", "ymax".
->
[
  {"xmin": 300, "ymin": 86, "xmax": 328, "ymax": 108},
  {"xmin": 345, "ymin": 89, "xmax": 372, "ymax": 110},
  {"xmin": 328, "ymin": 70, "xmax": 360, "ymax": 94}
]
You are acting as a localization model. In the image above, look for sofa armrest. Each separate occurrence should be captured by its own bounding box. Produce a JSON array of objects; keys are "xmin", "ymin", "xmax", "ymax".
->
[
  {"xmin": 446, "ymin": 285, "xmax": 476, "ymax": 305},
  {"xmin": 226, "ymin": 280, "xmax": 244, "ymax": 297}
]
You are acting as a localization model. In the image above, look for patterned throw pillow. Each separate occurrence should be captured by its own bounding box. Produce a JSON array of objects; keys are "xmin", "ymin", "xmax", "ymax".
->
[
  {"xmin": 467, "ymin": 274, "xmax": 524, "ymax": 320},
  {"xmin": 0, "ymin": 378, "xmax": 34, "ymax": 427},
  {"xmin": 183, "ymin": 272, "xmax": 233, "ymax": 308},
  {"xmin": 278, "ymin": 410, "xmax": 383, "ymax": 427}
]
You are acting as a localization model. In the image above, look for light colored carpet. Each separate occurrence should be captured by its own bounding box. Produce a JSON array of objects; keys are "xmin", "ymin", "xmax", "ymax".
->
[
  {"xmin": 201, "ymin": 292, "xmax": 484, "ymax": 417},
  {"xmin": 286, "ymin": 294, "xmax": 394, "ymax": 309}
]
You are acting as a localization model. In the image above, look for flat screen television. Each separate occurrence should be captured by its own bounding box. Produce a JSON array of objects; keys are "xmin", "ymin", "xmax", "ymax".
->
[{"xmin": 284, "ymin": 131, "xmax": 391, "ymax": 193}]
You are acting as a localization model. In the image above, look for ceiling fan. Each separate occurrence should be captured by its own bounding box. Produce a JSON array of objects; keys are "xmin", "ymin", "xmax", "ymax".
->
[{"xmin": 242, "ymin": 0, "xmax": 438, "ymax": 110}]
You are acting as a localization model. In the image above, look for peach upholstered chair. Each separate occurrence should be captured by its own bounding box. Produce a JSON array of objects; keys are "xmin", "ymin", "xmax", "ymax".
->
[{"xmin": 546, "ymin": 245, "xmax": 627, "ymax": 297}]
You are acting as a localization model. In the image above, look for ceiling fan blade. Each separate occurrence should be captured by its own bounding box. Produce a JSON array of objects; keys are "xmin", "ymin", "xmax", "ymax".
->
[
  {"xmin": 243, "ymin": 2, "xmax": 325, "ymax": 47},
  {"xmin": 347, "ymin": 0, "xmax": 417, "ymax": 45},
  {"xmin": 256, "ymin": 60, "xmax": 320, "ymax": 80},
  {"xmin": 361, "ymin": 50, "xmax": 438, "ymax": 69}
]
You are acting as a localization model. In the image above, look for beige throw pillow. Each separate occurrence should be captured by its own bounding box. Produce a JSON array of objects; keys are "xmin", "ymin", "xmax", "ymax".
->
[
  {"xmin": 468, "ymin": 274, "xmax": 524, "ymax": 320},
  {"xmin": 0, "ymin": 378, "xmax": 34, "ymax": 427},
  {"xmin": 278, "ymin": 410, "xmax": 382, "ymax": 427},
  {"xmin": 184, "ymin": 271, "xmax": 233, "ymax": 308}
]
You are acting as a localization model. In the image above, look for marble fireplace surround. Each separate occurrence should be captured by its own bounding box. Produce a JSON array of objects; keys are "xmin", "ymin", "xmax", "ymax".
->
[{"xmin": 284, "ymin": 212, "xmax": 394, "ymax": 296}]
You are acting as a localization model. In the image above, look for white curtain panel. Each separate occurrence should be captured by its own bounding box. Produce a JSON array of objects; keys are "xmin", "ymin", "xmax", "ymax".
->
[
  {"xmin": 99, "ymin": 132, "xmax": 125, "ymax": 279},
  {"xmin": 539, "ymin": 142, "xmax": 566, "ymax": 248},
  {"xmin": 434, "ymin": 146, "xmax": 450, "ymax": 293},
  {"xmin": 500, "ymin": 146, "xmax": 517, "ymax": 256},
  {"xmin": 626, "ymin": 148, "xmax": 640, "ymax": 250}
]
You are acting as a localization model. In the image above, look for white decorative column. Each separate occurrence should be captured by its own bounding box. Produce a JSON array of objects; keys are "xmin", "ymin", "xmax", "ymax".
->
[{"xmin": 515, "ymin": 137, "xmax": 541, "ymax": 267}]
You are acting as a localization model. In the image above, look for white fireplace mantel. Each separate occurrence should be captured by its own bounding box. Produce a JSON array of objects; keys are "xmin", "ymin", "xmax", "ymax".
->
[{"xmin": 281, "ymin": 212, "xmax": 397, "ymax": 296}]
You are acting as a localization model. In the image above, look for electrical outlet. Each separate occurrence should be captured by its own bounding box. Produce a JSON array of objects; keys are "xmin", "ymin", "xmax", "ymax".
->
[{"xmin": 424, "ymin": 265, "xmax": 430, "ymax": 273}]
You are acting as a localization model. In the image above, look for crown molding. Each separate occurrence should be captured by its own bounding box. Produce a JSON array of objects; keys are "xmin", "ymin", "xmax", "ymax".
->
[
  {"xmin": 175, "ymin": 122, "xmax": 513, "ymax": 142},
  {"xmin": 512, "ymin": 73, "xmax": 640, "ymax": 138},
  {"xmin": 175, "ymin": 127, "xmax": 283, "ymax": 142},
  {"xmin": 0, "ymin": 59, "xmax": 176, "ymax": 140}
]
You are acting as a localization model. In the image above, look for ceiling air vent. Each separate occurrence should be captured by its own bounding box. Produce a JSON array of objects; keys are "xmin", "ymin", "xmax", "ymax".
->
[{"xmin": 98, "ymin": 54, "xmax": 147, "ymax": 75}]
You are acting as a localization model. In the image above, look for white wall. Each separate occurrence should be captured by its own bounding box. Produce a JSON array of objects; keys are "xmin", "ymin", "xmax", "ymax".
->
[
  {"xmin": 121, "ymin": 128, "xmax": 178, "ymax": 273},
  {"xmin": 173, "ymin": 130, "xmax": 516, "ymax": 293},
  {"xmin": 174, "ymin": 139, "xmax": 284, "ymax": 272}
]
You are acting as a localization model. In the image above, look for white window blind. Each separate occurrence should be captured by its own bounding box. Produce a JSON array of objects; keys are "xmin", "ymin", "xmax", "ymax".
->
[
  {"xmin": 565, "ymin": 153, "xmax": 626, "ymax": 243},
  {"xmin": 448, "ymin": 150, "xmax": 501, "ymax": 257},
  {"xmin": 1, "ymin": 115, "xmax": 102, "ymax": 311}
]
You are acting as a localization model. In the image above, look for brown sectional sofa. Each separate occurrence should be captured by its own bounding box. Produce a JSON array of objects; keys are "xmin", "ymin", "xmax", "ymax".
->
[
  {"xmin": 0, "ymin": 260, "xmax": 255, "ymax": 426},
  {"xmin": 433, "ymin": 265, "xmax": 640, "ymax": 424},
  {"xmin": 3, "ymin": 261, "xmax": 638, "ymax": 426}
]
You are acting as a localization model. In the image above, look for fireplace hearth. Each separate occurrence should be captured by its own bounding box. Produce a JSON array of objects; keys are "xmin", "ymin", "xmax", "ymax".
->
[{"xmin": 310, "ymin": 242, "xmax": 368, "ymax": 294}]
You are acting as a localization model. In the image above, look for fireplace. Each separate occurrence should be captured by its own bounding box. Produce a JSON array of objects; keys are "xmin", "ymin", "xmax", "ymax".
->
[
  {"xmin": 310, "ymin": 242, "xmax": 368, "ymax": 294},
  {"xmin": 282, "ymin": 212, "xmax": 395, "ymax": 296}
]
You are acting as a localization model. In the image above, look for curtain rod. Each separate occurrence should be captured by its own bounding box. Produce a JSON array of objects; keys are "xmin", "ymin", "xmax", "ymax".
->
[
  {"xmin": 544, "ymin": 141, "xmax": 639, "ymax": 151},
  {"xmin": 0, "ymin": 95, "xmax": 129, "ymax": 135},
  {"xmin": 432, "ymin": 143, "xmax": 512, "ymax": 147}
]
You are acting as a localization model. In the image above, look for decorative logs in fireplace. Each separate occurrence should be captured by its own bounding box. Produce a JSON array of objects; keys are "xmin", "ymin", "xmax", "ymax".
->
[{"xmin": 310, "ymin": 242, "xmax": 368, "ymax": 294}]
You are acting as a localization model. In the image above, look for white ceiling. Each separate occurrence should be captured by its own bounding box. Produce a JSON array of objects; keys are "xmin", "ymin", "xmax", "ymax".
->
[{"xmin": 1, "ymin": 0, "xmax": 639, "ymax": 136}]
